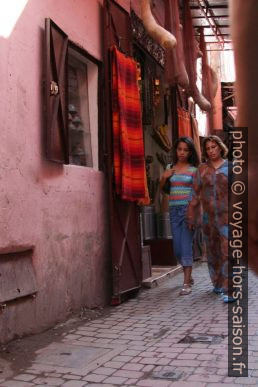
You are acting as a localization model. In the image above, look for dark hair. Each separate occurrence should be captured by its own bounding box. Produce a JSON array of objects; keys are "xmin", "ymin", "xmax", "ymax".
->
[
  {"xmin": 172, "ymin": 136, "xmax": 200, "ymax": 167},
  {"xmin": 202, "ymin": 135, "xmax": 228, "ymax": 159}
]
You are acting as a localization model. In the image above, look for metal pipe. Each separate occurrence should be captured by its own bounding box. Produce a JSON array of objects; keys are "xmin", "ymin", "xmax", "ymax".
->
[
  {"xmin": 207, "ymin": 48, "xmax": 233, "ymax": 51},
  {"xmin": 192, "ymin": 15, "xmax": 229, "ymax": 19}
]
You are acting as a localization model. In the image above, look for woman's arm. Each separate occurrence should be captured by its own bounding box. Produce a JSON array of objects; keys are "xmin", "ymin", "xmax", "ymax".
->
[{"xmin": 159, "ymin": 167, "xmax": 175, "ymax": 191}]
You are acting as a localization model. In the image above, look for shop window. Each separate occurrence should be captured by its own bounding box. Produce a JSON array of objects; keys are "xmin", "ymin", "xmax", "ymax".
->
[
  {"xmin": 44, "ymin": 18, "xmax": 100, "ymax": 168},
  {"xmin": 68, "ymin": 48, "xmax": 93, "ymax": 167}
]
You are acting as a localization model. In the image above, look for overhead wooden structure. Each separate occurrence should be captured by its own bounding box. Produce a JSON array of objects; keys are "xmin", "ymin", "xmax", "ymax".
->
[{"xmin": 188, "ymin": 0, "xmax": 231, "ymax": 50}]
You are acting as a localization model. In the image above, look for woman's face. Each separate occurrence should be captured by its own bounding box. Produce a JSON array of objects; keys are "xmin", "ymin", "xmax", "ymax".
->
[
  {"xmin": 205, "ymin": 140, "xmax": 221, "ymax": 161},
  {"xmin": 176, "ymin": 141, "xmax": 191, "ymax": 162}
]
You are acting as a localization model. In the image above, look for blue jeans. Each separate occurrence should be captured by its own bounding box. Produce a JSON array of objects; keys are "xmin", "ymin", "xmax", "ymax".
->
[{"xmin": 169, "ymin": 205, "xmax": 194, "ymax": 267}]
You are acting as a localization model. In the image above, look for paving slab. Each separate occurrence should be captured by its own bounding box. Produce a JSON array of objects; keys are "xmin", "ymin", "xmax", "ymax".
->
[{"xmin": 0, "ymin": 263, "xmax": 257, "ymax": 386}]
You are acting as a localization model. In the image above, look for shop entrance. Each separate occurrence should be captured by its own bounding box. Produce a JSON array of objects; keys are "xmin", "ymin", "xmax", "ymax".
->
[
  {"xmin": 103, "ymin": 0, "xmax": 180, "ymax": 302},
  {"xmin": 103, "ymin": 0, "xmax": 143, "ymax": 305},
  {"xmin": 132, "ymin": 29, "xmax": 179, "ymax": 284}
]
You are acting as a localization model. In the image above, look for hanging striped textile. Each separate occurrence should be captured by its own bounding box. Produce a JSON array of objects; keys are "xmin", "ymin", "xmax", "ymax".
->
[{"xmin": 111, "ymin": 45, "xmax": 150, "ymax": 203}]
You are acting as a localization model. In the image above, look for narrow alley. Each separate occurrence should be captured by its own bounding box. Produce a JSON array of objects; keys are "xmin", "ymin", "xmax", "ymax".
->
[{"xmin": 0, "ymin": 263, "xmax": 257, "ymax": 387}]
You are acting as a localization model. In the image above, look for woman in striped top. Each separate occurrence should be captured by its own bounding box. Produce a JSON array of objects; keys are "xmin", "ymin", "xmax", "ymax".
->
[{"xmin": 160, "ymin": 137, "xmax": 200, "ymax": 295}]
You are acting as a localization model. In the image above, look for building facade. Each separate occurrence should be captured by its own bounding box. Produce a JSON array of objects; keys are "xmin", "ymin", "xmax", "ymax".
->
[{"xmin": 0, "ymin": 0, "xmax": 112, "ymax": 343}]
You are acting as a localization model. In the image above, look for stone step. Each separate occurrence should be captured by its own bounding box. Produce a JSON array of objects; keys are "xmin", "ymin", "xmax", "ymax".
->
[{"xmin": 142, "ymin": 265, "xmax": 182, "ymax": 288}]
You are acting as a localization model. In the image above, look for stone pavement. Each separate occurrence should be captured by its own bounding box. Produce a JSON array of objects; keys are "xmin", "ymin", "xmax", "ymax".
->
[{"xmin": 0, "ymin": 262, "xmax": 257, "ymax": 387}]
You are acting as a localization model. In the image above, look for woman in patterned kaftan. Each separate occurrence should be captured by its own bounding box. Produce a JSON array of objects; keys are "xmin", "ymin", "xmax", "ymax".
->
[{"xmin": 187, "ymin": 135, "xmax": 234, "ymax": 303}]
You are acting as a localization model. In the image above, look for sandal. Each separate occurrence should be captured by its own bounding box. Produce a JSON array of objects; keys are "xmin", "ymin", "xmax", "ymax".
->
[
  {"xmin": 213, "ymin": 286, "xmax": 223, "ymax": 294},
  {"xmin": 222, "ymin": 294, "xmax": 236, "ymax": 303},
  {"xmin": 179, "ymin": 284, "xmax": 192, "ymax": 296}
]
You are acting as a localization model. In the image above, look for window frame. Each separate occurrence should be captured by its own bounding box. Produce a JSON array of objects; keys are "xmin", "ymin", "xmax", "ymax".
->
[{"xmin": 44, "ymin": 18, "xmax": 104, "ymax": 170}]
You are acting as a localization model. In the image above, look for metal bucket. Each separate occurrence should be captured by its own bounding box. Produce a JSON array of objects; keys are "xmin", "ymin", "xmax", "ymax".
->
[
  {"xmin": 140, "ymin": 206, "xmax": 156, "ymax": 240},
  {"xmin": 156, "ymin": 212, "xmax": 172, "ymax": 239}
]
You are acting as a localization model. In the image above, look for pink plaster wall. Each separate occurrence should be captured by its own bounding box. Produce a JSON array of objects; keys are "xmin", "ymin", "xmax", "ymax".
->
[{"xmin": 0, "ymin": 0, "xmax": 111, "ymax": 343}]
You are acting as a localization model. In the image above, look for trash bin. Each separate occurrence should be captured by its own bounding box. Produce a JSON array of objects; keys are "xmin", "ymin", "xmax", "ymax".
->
[
  {"xmin": 156, "ymin": 212, "xmax": 172, "ymax": 239},
  {"xmin": 140, "ymin": 206, "xmax": 156, "ymax": 240}
]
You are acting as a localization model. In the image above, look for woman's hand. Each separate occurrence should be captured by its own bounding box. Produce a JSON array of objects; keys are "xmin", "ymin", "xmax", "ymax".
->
[
  {"xmin": 186, "ymin": 214, "xmax": 195, "ymax": 230},
  {"xmin": 162, "ymin": 168, "xmax": 175, "ymax": 179},
  {"xmin": 186, "ymin": 205, "xmax": 195, "ymax": 230}
]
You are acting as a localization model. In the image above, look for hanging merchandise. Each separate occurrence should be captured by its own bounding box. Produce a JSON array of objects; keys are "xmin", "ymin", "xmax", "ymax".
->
[
  {"xmin": 183, "ymin": 0, "xmax": 211, "ymax": 111},
  {"xmin": 153, "ymin": 77, "xmax": 161, "ymax": 107},
  {"xmin": 177, "ymin": 107, "xmax": 192, "ymax": 138},
  {"xmin": 212, "ymin": 81, "xmax": 223, "ymax": 131},
  {"xmin": 140, "ymin": 0, "xmax": 176, "ymax": 52},
  {"xmin": 152, "ymin": 90, "xmax": 172, "ymax": 152},
  {"xmin": 156, "ymin": 152, "xmax": 172, "ymax": 170},
  {"xmin": 111, "ymin": 45, "xmax": 150, "ymax": 203},
  {"xmin": 187, "ymin": 98, "xmax": 201, "ymax": 161},
  {"xmin": 152, "ymin": 124, "xmax": 172, "ymax": 153},
  {"xmin": 135, "ymin": 54, "xmax": 153, "ymax": 125},
  {"xmin": 200, "ymin": 28, "xmax": 218, "ymax": 103},
  {"xmin": 199, "ymin": 27, "xmax": 222, "ymax": 133},
  {"xmin": 190, "ymin": 115, "xmax": 202, "ymax": 162},
  {"xmin": 164, "ymin": 0, "xmax": 189, "ymax": 88}
]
